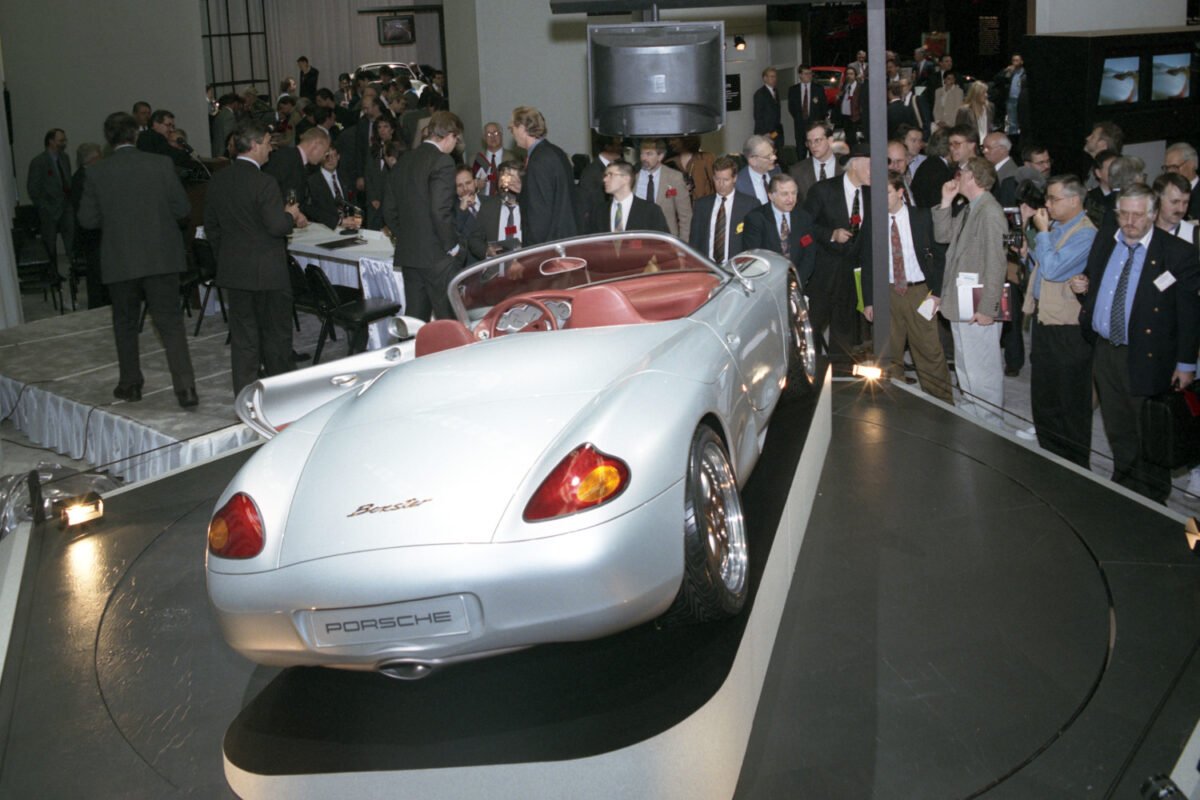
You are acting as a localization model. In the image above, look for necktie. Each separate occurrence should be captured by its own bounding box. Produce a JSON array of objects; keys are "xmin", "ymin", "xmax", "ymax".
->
[
  {"xmin": 849, "ymin": 189, "xmax": 861, "ymax": 236},
  {"xmin": 469, "ymin": 203, "xmax": 477, "ymax": 217},
  {"xmin": 614, "ymin": 201, "xmax": 623, "ymax": 232},
  {"xmin": 890, "ymin": 217, "xmax": 907, "ymax": 295},
  {"xmin": 1109, "ymin": 242, "xmax": 1138, "ymax": 345},
  {"xmin": 332, "ymin": 174, "xmax": 344, "ymax": 202},
  {"xmin": 762, "ymin": 173, "xmax": 770, "ymax": 197},
  {"xmin": 818, "ymin": 161, "xmax": 827, "ymax": 181},
  {"xmin": 646, "ymin": 173, "xmax": 655, "ymax": 203},
  {"xmin": 505, "ymin": 202, "xmax": 516, "ymax": 238},
  {"xmin": 779, "ymin": 214, "xmax": 791, "ymax": 258},
  {"xmin": 489, "ymin": 153, "xmax": 497, "ymax": 194},
  {"xmin": 713, "ymin": 197, "xmax": 727, "ymax": 262},
  {"xmin": 803, "ymin": 86, "xmax": 809, "ymax": 118}
]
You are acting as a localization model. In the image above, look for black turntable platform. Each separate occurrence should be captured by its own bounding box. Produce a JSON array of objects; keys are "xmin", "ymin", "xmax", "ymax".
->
[{"xmin": 0, "ymin": 379, "xmax": 1195, "ymax": 798}]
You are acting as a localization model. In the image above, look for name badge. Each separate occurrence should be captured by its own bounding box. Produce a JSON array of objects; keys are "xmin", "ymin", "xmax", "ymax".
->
[{"xmin": 1153, "ymin": 271, "xmax": 1176, "ymax": 291}]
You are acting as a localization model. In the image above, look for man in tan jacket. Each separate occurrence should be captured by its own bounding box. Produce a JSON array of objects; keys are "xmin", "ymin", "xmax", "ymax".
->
[{"xmin": 637, "ymin": 139, "xmax": 692, "ymax": 241}]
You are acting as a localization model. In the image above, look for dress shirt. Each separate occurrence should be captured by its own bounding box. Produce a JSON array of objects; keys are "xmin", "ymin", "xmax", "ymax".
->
[
  {"xmin": 1091, "ymin": 228, "xmax": 1152, "ymax": 343},
  {"xmin": 635, "ymin": 167, "xmax": 661, "ymax": 201},
  {"xmin": 908, "ymin": 153, "xmax": 927, "ymax": 177},
  {"xmin": 842, "ymin": 174, "xmax": 862, "ymax": 219},
  {"xmin": 321, "ymin": 168, "xmax": 343, "ymax": 201},
  {"xmin": 772, "ymin": 206, "xmax": 791, "ymax": 237},
  {"xmin": 887, "ymin": 205, "xmax": 925, "ymax": 283},
  {"xmin": 1030, "ymin": 210, "xmax": 1095, "ymax": 297},
  {"xmin": 748, "ymin": 168, "xmax": 771, "ymax": 204},
  {"xmin": 475, "ymin": 147, "xmax": 504, "ymax": 195},
  {"xmin": 840, "ymin": 83, "xmax": 856, "ymax": 116},
  {"xmin": 236, "ymin": 156, "xmax": 261, "ymax": 170},
  {"xmin": 498, "ymin": 199, "xmax": 523, "ymax": 242},
  {"xmin": 610, "ymin": 194, "xmax": 633, "ymax": 232},
  {"xmin": 812, "ymin": 156, "xmax": 837, "ymax": 181},
  {"xmin": 708, "ymin": 192, "xmax": 734, "ymax": 261}
]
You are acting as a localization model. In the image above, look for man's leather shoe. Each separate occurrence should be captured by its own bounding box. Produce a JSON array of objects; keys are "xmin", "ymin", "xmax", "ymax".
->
[
  {"xmin": 176, "ymin": 387, "xmax": 200, "ymax": 408},
  {"xmin": 1004, "ymin": 366, "xmax": 1020, "ymax": 377},
  {"xmin": 113, "ymin": 384, "xmax": 142, "ymax": 402}
]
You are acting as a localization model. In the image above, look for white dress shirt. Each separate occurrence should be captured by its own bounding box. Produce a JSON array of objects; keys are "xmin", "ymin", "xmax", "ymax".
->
[
  {"xmin": 707, "ymin": 192, "xmax": 734, "ymax": 260},
  {"xmin": 887, "ymin": 205, "xmax": 926, "ymax": 284},
  {"xmin": 610, "ymin": 193, "xmax": 634, "ymax": 232}
]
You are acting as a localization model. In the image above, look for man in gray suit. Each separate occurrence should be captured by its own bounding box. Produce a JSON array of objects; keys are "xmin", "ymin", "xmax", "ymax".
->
[
  {"xmin": 77, "ymin": 112, "xmax": 198, "ymax": 406},
  {"xmin": 788, "ymin": 121, "xmax": 842, "ymax": 206},
  {"xmin": 934, "ymin": 156, "xmax": 1008, "ymax": 425},
  {"xmin": 27, "ymin": 128, "xmax": 74, "ymax": 265},
  {"xmin": 205, "ymin": 121, "xmax": 307, "ymax": 395},
  {"xmin": 383, "ymin": 110, "xmax": 465, "ymax": 320}
]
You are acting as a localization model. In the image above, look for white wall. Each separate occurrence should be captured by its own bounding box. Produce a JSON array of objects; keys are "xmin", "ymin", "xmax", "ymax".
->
[
  {"xmin": 0, "ymin": 0, "xmax": 208, "ymax": 198},
  {"xmin": 1035, "ymin": 0, "xmax": 1185, "ymax": 33}
]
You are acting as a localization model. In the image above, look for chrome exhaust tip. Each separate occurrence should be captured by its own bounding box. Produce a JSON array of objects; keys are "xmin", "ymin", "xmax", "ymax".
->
[{"xmin": 378, "ymin": 660, "xmax": 437, "ymax": 680}]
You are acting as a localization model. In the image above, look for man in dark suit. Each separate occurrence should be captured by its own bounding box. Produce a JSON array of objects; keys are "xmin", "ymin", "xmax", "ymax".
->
[
  {"xmin": 76, "ymin": 111, "xmax": 198, "ymax": 406},
  {"xmin": 594, "ymin": 160, "xmax": 669, "ymax": 234},
  {"xmin": 26, "ymin": 127, "xmax": 74, "ymax": 265},
  {"xmin": 1162, "ymin": 142, "xmax": 1200, "ymax": 221},
  {"xmin": 510, "ymin": 105, "xmax": 577, "ymax": 245},
  {"xmin": 909, "ymin": 129, "xmax": 955, "ymax": 208},
  {"xmin": 789, "ymin": 122, "xmax": 842, "ymax": 206},
  {"xmin": 689, "ymin": 156, "xmax": 758, "ymax": 262},
  {"xmin": 786, "ymin": 65, "xmax": 828, "ymax": 157},
  {"xmin": 575, "ymin": 136, "xmax": 624, "ymax": 234},
  {"xmin": 752, "ymin": 67, "xmax": 783, "ymax": 150},
  {"xmin": 136, "ymin": 109, "xmax": 192, "ymax": 170},
  {"xmin": 383, "ymin": 111, "xmax": 465, "ymax": 320},
  {"xmin": 303, "ymin": 145, "xmax": 361, "ymax": 230},
  {"xmin": 885, "ymin": 83, "xmax": 918, "ymax": 140},
  {"xmin": 736, "ymin": 135, "xmax": 781, "ymax": 206},
  {"xmin": 742, "ymin": 174, "xmax": 817, "ymax": 284},
  {"xmin": 804, "ymin": 147, "xmax": 872, "ymax": 361},
  {"xmin": 263, "ymin": 127, "xmax": 330, "ymax": 206},
  {"xmin": 860, "ymin": 170, "xmax": 953, "ymax": 403},
  {"xmin": 205, "ymin": 121, "xmax": 307, "ymax": 395},
  {"xmin": 1078, "ymin": 183, "xmax": 1200, "ymax": 502},
  {"xmin": 297, "ymin": 56, "xmax": 319, "ymax": 103},
  {"xmin": 453, "ymin": 164, "xmax": 490, "ymax": 264}
]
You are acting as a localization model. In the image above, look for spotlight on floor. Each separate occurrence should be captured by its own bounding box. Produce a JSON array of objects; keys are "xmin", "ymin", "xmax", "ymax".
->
[
  {"xmin": 852, "ymin": 363, "xmax": 883, "ymax": 381},
  {"xmin": 63, "ymin": 492, "xmax": 104, "ymax": 528}
]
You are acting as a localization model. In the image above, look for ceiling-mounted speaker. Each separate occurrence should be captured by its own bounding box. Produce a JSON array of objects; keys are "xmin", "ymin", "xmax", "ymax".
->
[{"xmin": 587, "ymin": 21, "xmax": 726, "ymax": 137}]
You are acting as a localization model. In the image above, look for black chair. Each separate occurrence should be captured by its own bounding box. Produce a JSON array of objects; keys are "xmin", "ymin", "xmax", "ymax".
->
[
  {"xmin": 14, "ymin": 226, "xmax": 65, "ymax": 314},
  {"xmin": 289, "ymin": 255, "xmax": 324, "ymax": 335},
  {"xmin": 191, "ymin": 239, "xmax": 226, "ymax": 336},
  {"xmin": 305, "ymin": 264, "xmax": 401, "ymax": 364}
]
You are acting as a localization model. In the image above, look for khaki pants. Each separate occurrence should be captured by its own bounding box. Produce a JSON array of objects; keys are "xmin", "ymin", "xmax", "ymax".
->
[{"xmin": 888, "ymin": 284, "xmax": 953, "ymax": 404}]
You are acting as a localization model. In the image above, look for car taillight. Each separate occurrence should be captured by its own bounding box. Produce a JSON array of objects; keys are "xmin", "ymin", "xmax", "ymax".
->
[
  {"xmin": 523, "ymin": 444, "xmax": 630, "ymax": 522},
  {"xmin": 208, "ymin": 493, "xmax": 265, "ymax": 558}
]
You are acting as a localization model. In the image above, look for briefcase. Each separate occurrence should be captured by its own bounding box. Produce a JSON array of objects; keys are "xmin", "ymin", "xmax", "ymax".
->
[{"xmin": 1140, "ymin": 387, "xmax": 1200, "ymax": 470}]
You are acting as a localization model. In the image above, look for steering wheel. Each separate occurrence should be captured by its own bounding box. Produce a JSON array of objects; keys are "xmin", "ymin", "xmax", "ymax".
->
[{"xmin": 485, "ymin": 295, "xmax": 560, "ymax": 338}]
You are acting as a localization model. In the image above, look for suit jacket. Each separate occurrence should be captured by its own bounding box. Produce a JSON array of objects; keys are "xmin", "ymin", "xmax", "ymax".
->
[
  {"xmin": 641, "ymin": 164, "xmax": 692, "ymax": 240},
  {"xmin": 594, "ymin": 196, "xmax": 669, "ymax": 234},
  {"xmin": 262, "ymin": 145, "xmax": 310, "ymax": 205},
  {"xmin": 454, "ymin": 197, "xmax": 491, "ymax": 264},
  {"xmin": 303, "ymin": 169, "xmax": 343, "ymax": 229},
  {"xmin": 1079, "ymin": 226, "xmax": 1200, "ymax": 396},
  {"xmin": 735, "ymin": 166, "xmax": 780, "ymax": 205},
  {"xmin": 574, "ymin": 156, "xmax": 609, "ymax": 234},
  {"xmin": 804, "ymin": 175, "xmax": 869, "ymax": 287},
  {"xmin": 836, "ymin": 81, "xmax": 862, "ymax": 124},
  {"xmin": 382, "ymin": 141, "xmax": 458, "ymax": 269},
  {"xmin": 1189, "ymin": 181, "xmax": 1200, "ymax": 222},
  {"xmin": 478, "ymin": 194, "xmax": 522, "ymax": 246},
  {"xmin": 753, "ymin": 85, "xmax": 783, "ymax": 139},
  {"xmin": 932, "ymin": 85, "xmax": 963, "ymax": 130},
  {"xmin": 910, "ymin": 155, "xmax": 954, "ymax": 209},
  {"xmin": 27, "ymin": 150, "xmax": 73, "ymax": 221},
  {"xmin": 789, "ymin": 156, "xmax": 843, "ymax": 206},
  {"xmin": 741, "ymin": 202, "xmax": 817, "ymax": 283},
  {"xmin": 932, "ymin": 192, "xmax": 1008, "ymax": 320},
  {"xmin": 136, "ymin": 128, "xmax": 191, "ymax": 169},
  {"xmin": 76, "ymin": 146, "xmax": 189, "ymax": 284},
  {"xmin": 519, "ymin": 138, "xmax": 577, "ymax": 246},
  {"xmin": 955, "ymin": 103, "xmax": 994, "ymax": 143},
  {"xmin": 689, "ymin": 191, "xmax": 758, "ymax": 261},
  {"xmin": 204, "ymin": 158, "xmax": 295, "ymax": 291},
  {"xmin": 786, "ymin": 81, "xmax": 829, "ymax": 141},
  {"xmin": 298, "ymin": 67, "xmax": 319, "ymax": 102},
  {"xmin": 860, "ymin": 205, "xmax": 945, "ymax": 306},
  {"xmin": 886, "ymin": 100, "xmax": 919, "ymax": 141}
]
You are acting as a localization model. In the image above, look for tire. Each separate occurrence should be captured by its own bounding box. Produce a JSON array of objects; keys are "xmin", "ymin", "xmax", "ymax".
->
[
  {"xmin": 660, "ymin": 425, "xmax": 749, "ymax": 625},
  {"xmin": 784, "ymin": 268, "xmax": 817, "ymax": 397}
]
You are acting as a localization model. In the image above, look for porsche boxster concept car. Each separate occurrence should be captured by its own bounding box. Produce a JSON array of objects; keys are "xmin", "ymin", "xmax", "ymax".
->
[{"xmin": 206, "ymin": 232, "xmax": 816, "ymax": 679}]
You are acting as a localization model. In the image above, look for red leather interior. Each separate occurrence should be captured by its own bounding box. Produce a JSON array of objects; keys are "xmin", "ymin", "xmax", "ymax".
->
[
  {"xmin": 565, "ymin": 284, "xmax": 647, "ymax": 329},
  {"xmin": 415, "ymin": 319, "xmax": 476, "ymax": 357},
  {"xmin": 617, "ymin": 273, "xmax": 720, "ymax": 321}
]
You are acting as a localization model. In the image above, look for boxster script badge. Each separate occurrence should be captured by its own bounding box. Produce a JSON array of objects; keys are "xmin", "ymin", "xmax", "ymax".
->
[{"xmin": 347, "ymin": 498, "xmax": 432, "ymax": 517}]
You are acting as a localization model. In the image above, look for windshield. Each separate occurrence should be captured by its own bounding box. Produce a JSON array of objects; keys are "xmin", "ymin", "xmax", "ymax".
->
[{"xmin": 448, "ymin": 232, "xmax": 724, "ymax": 324}]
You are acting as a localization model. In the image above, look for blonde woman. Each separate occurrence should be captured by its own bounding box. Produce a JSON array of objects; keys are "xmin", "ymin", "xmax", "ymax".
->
[{"xmin": 955, "ymin": 81, "xmax": 993, "ymax": 145}]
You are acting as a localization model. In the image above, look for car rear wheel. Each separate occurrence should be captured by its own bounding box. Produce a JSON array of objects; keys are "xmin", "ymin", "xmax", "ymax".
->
[
  {"xmin": 785, "ymin": 268, "xmax": 817, "ymax": 396},
  {"xmin": 661, "ymin": 425, "xmax": 749, "ymax": 625}
]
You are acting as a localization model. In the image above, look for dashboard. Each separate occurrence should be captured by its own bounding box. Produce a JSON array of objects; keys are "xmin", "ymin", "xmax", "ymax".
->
[{"xmin": 494, "ymin": 299, "xmax": 572, "ymax": 333}]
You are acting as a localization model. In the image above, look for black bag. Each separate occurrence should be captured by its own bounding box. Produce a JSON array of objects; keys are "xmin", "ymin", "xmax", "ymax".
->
[{"xmin": 1140, "ymin": 387, "xmax": 1200, "ymax": 470}]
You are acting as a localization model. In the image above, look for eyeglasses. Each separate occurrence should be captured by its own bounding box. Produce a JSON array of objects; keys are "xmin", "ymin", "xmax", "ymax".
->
[{"xmin": 1163, "ymin": 162, "xmax": 1184, "ymax": 172}]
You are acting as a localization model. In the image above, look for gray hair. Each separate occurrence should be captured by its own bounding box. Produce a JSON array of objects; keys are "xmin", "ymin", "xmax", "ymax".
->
[
  {"xmin": 1046, "ymin": 174, "xmax": 1085, "ymax": 200},
  {"xmin": 742, "ymin": 134, "xmax": 772, "ymax": 159},
  {"xmin": 1108, "ymin": 155, "xmax": 1146, "ymax": 192},
  {"xmin": 1118, "ymin": 182, "xmax": 1158, "ymax": 215},
  {"xmin": 76, "ymin": 141, "xmax": 103, "ymax": 167},
  {"xmin": 1166, "ymin": 141, "xmax": 1198, "ymax": 165}
]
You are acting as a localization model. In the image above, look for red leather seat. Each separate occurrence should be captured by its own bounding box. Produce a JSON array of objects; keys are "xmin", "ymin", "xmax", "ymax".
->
[
  {"xmin": 565, "ymin": 284, "xmax": 647, "ymax": 329},
  {"xmin": 415, "ymin": 319, "xmax": 476, "ymax": 357}
]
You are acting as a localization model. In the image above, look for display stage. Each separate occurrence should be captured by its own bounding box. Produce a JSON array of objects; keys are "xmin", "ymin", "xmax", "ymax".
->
[{"xmin": 0, "ymin": 378, "xmax": 1196, "ymax": 799}]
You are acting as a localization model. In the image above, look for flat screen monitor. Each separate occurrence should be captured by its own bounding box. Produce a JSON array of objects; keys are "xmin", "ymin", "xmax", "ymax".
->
[
  {"xmin": 588, "ymin": 22, "xmax": 726, "ymax": 136},
  {"xmin": 1151, "ymin": 53, "xmax": 1192, "ymax": 100},
  {"xmin": 1098, "ymin": 56, "xmax": 1140, "ymax": 105}
]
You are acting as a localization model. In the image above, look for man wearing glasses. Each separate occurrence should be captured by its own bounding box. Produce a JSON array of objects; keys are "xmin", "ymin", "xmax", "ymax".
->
[
  {"xmin": 383, "ymin": 110, "xmax": 465, "ymax": 321},
  {"xmin": 735, "ymin": 135, "xmax": 780, "ymax": 205},
  {"xmin": 1076, "ymin": 184, "xmax": 1200, "ymax": 502},
  {"xmin": 1162, "ymin": 141, "xmax": 1200, "ymax": 220}
]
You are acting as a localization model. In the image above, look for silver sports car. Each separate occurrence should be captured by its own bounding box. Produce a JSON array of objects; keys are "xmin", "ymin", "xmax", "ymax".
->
[{"xmin": 206, "ymin": 232, "xmax": 816, "ymax": 679}]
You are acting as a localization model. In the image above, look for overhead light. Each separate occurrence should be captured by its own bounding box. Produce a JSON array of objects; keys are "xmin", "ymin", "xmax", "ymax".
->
[
  {"xmin": 852, "ymin": 363, "xmax": 883, "ymax": 381},
  {"xmin": 63, "ymin": 492, "xmax": 104, "ymax": 527},
  {"xmin": 734, "ymin": 35, "xmax": 746, "ymax": 51}
]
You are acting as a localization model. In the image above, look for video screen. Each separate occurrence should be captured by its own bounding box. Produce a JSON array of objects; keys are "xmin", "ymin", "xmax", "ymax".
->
[
  {"xmin": 1098, "ymin": 56, "xmax": 1140, "ymax": 105},
  {"xmin": 1151, "ymin": 53, "xmax": 1191, "ymax": 100}
]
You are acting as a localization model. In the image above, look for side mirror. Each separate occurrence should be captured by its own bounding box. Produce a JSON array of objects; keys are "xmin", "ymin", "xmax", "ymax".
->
[
  {"xmin": 728, "ymin": 254, "xmax": 770, "ymax": 289},
  {"xmin": 387, "ymin": 315, "xmax": 426, "ymax": 342}
]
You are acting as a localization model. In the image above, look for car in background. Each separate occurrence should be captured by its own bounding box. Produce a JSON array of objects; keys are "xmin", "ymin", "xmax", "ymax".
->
[
  {"xmin": 353, "ymin": 61, "xmax": 426, "ymax": 95},
  {"xmin": 810, "ymin": 66, "xmax": 845, "ymax": 105}
]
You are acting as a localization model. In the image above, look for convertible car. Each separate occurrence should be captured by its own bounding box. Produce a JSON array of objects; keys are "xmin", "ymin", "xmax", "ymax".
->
[{"xmin": 206, "ymin": 232, "xmax": 817, "ymax": 679}]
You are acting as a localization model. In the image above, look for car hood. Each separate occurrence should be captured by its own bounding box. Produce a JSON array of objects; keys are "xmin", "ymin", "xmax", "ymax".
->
[{"xmin": 279, "ymin": 323, "xmax": 697, "ymax": 566}]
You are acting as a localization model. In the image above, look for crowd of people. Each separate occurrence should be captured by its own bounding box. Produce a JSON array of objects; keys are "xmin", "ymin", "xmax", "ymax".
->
[{"xmin": 23, "ymin": 48, "xmax": 1200, "ymax": 503}]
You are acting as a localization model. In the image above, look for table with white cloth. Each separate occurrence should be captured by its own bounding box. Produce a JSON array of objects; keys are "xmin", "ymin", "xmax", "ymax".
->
[{"xmin": 198, "ymin": 224, "xmax": 404, "ymax": 351}]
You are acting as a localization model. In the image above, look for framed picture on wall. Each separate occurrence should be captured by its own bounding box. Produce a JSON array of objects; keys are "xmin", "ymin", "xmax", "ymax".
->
[{"xmin": 378, "ymin": 15, "xmax": 415, "ymax": 46}]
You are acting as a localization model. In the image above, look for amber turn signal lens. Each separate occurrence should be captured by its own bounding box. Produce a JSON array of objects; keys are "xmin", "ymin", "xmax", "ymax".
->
[{"xmin": 524, "ymin": 444, "xmax": 630, "ymax": 522}]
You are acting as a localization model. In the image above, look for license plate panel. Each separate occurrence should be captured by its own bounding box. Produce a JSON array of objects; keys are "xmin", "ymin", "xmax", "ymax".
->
[{"xmin": 308, "ymin": 595, "xmax": 471, "ymax": 647}]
